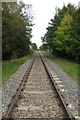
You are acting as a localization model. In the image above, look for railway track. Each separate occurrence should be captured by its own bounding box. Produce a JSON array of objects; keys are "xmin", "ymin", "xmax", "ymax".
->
[{"xmin": 2, "ymin": 53, "xmax": 75, "ymax": 119}]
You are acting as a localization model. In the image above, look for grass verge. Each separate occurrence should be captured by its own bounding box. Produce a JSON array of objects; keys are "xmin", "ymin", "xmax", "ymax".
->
[
  {"xmin": 43, "ymin": 51, "xmax": 79, "ymax": 82},
  {"xmin": 2, "ymin": 53, "xmax": 34, "ymax": 85}
]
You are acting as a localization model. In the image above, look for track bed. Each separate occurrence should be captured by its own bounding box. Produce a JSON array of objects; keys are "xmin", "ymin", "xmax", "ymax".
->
[{"xmin": 3, "ymin": 54, "xmax": 74, "ymax": 119}]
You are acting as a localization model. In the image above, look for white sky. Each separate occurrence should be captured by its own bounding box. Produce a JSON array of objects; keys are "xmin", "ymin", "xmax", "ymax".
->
[{"xmin": 23, "ymin": 0, "xmax": 79, "ymax": 48}]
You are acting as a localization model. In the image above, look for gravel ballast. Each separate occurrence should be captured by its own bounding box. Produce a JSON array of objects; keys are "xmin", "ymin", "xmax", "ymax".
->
[
  {"xmin": 2, "ymin": 54, "xmax": 79, "ymax": 118},
  {"xmin": 12, "ymin": 55, "xmax": 66, "ymax": 118},
  {"xmin": 2, "ymin": 58, "xmax": 33, "ymax": 117},
  {"xmin": 42, "ymin": 56, "xmax": 78, "ymax": 118}
]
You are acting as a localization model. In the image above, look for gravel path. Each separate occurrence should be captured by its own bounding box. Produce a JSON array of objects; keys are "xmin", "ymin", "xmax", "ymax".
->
[
  {"xmin": 42, "ymin": 55, "xmax": 78, "ymax": 118},
  {"xmin": 2, "ymin": 58, "xmax": 33, "ymax": 117},
  {"xmin": 12, "ymin": 54, "xmax": 66, "ymax": 118}
]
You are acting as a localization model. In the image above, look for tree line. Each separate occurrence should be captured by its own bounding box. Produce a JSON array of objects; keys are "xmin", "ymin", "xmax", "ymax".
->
[
  {"xmin": 40, "ymin": 4, "xmax": 80, "ymax": 62},
  {"xmin": 2, "ymin": 1, "xmax": 33, "ymax": 60}
]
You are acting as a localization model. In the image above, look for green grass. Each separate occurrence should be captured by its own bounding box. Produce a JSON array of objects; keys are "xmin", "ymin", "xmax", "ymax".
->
[
  {"xmin": 43, "ymin": 51, "xmax": 79, "ymax": 82},
  {"xmin": 2, "ymin": 53, "xmax": 34, "ymax": 85}
]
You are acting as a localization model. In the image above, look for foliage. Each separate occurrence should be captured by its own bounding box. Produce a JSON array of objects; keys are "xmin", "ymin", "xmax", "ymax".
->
[
  {"xmin": 31, "ymin": 43, "xmax": 38, "ymax": 50},
  {"xmin": 53, "ymin": 14, "xmax": 73, "ymax": 57},
  {"xmin": 42, "ymin": 4, "xmax": 80, "ymax": 62},
  {"xmin": 2, "ymin": 1, "xmax": 33, "ymax": 60},
  {"xmin": 72, "ymin": 8, "xmax": 80, "ymax": 61},
  {"xmin": 39, "ymin": 43, "xmax": 48, "ymax": 51}
]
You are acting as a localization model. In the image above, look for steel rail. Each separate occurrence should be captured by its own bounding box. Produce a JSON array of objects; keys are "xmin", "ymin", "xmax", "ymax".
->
[
  {"xmin": 2, "ymin": 57, "xmax": 35, "ymax": 119},
  {"xmin": 2, "ymin": 54, "xmax": 75, "ymax": 119},
  {"xmin": 40, "ymin": 54, "xmax": 75, "ymax": 120}
]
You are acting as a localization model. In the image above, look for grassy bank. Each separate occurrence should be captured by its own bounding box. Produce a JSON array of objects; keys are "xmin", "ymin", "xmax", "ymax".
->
[
  {"xmin": 43, "ymin": 51, "xmax": 79, "ymax": 82},
  {"xmin": 2, "ymin": 53, "xmax": 34, "ymax": 85}
]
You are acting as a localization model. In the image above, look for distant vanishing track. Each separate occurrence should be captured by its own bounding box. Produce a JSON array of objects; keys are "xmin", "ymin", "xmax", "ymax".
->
[{"xmin": 3, "ymin": 53, "xmax": 75, "ymax": 119}]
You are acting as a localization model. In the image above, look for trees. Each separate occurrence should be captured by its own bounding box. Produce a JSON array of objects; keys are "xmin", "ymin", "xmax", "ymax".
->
[
  {"xmin": 2, "ymin": 1, "xmax": 33, "ymax": 60},
  {"xmin": 72, "ymin": 8, "xmax": 80, "ymax": 61},
  {"xmin": 39, "ymin": 43, "xmax": 48, "ymax": 51},
  {"xmin": 42, "ymin": 4, "xmax": 75, "ymax": 53},
  {"xmin": 31, "ymin": 43, "xmax": 37, "ymax": 50},
  {"xmin": 53, "ymin": 14, "xmax": 73, "ymax": 57},
  {"xmin": 42, "ymin": 4, "xmax": 80, "ymax": 62}
]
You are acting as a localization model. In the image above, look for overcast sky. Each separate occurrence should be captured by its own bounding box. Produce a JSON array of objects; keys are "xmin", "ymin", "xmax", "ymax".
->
[{"xmin": 23, "ymin": 0, "xmax": 79, "ymax": 48}]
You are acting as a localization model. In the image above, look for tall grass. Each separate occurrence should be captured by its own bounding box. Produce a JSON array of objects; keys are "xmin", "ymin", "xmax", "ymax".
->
[{"xmin": 2, "ymin": 53, "xmax": 34, "ymax": 85}]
